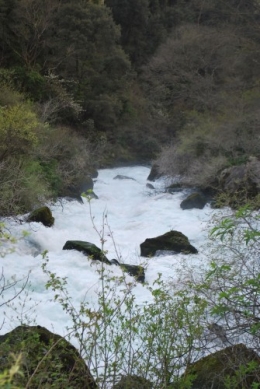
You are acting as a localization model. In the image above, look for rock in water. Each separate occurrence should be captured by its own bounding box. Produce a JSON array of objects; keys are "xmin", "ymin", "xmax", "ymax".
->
[
  {"xmin": 63, "ymin": 240, "xmax": 110, "ymax": 264},
  {"xmin": 147, "ymin": 163, "xmax": 163, "ymax": 181},
  {"xmin": 180, "ymin": 192, "xmax": 207, "ymax": 210},
  {"xmin": 113, "ymin": 175, "xmax": 136, "ymax": 180},
  {"xmin": 112, "ymin": 375, "xmax": 152, "ymax": 388},
  {"xmin": 27, "ymin": 206, "xmax": 54, "ymax": 227},
  {"xmin": 140, "ymin": 231, "xmax": 198, "ymax": 257}
]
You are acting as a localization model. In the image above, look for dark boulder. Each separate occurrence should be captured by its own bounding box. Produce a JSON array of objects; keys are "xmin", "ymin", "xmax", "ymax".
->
[
  {"xmin": 112, "ymin": 375, "xmax": 152, "ymax": 389},
  {"xmin": 0, "ymin": 325, "xmax": 97, "ymax": 389},
  {"xmin": 63, "ymin": 244, "xmax": 145, "ymax": 282},
  {"xmin": 27, "ymin": 206, "xmax": 54, "ymax": 227},
  {"xmin": 113, "ymin": 175, "xmax": 136, "ymax": 181},
  {"xmin": 111, "ymin": 259, "xmax": 145, "ymax": 283},
  {"xmin": 166, "ymin": 183, "xmax": 183, "ymax": 193},
  {"xmin": 63, "ymin": 240, "xmax": 110, "ymax": 264},
  {"xmin": 185, "ymin": 343, "xmax": 260, "ymax": 389},
  {"xmin": 146, "ymin": 183, "xmax": 155, "ymax": 189},
  {"xmin": 140, "ymin": 231, "xmax": 198, "ymax": 257},
  {"xmin": 147, "ymin": 163, "xmax": 163, "ymax": 181},
  {"xmin": 180, "ymin": 192, "xmax": 207, "ymax": 210},
  {"xmin": 61, "ymin": 176, "xmax": 94, "ymax": 202}
]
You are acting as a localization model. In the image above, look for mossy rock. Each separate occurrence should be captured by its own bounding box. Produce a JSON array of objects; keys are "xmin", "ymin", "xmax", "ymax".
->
[
  {"xmin": 63, "ymin": 240, "xmax": 110, "ymax": 264},
  {"xmin": 112, "ymin": 375, "xmax": 152, "ymax": 389},
  {"xmin": 185, "ymin": 344, "xmax": 260, "ymax": 389},
  {"xmin": 0, "ymin": 325, "xmax": 97, "ymax": 389},
  {"xmin": 111, "ymin": 259, "xmax": 145, "ymax": 283},
  {"xmin": 140, "ymin": 231, "xmax": 198, "ymax": 257},
  {"xmin": 27, "ymin": 206, "xmax": 54, "ymax": 227},
  {"xmin": 120, "ymin": 264, "xmax": 145, "ymax": 283},
  {"xmin": 180, "ymin": 192, "xmax": 207, "ymax": 210}
]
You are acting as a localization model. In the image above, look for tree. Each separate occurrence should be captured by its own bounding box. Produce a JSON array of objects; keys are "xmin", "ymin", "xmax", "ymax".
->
[
  {"xmin": 0, "ymin": 0, "xmax": 60, "ymax": 69},
  {"xmin": 0, "ymin": 103, "xmax": 38, "ymax": 161}
]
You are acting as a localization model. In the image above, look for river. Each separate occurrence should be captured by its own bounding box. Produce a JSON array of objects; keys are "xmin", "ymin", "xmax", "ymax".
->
[{"xmin": 0, "ymin": 165, "xmax": 216, "ymax": 338}]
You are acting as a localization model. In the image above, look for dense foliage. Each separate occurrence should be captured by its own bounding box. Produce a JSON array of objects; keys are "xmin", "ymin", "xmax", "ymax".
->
[{"xmin": 1, "ymin": 0, "xmax": 260, "ymax": 211}]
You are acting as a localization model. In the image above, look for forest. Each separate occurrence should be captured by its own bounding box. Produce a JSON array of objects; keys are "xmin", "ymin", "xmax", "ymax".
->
[{"xmin": 1, "ymin": 0, "xmax": 260, "ymax": 215}]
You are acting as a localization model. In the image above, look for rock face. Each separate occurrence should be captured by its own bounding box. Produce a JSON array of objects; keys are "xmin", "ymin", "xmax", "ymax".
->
[
  {"xmin": 0, "ymin": 325, "xmax": 97, "ymax": 389},
  {"xmin": 63, "ymin": 240, "xmax": 110, "ymax": 264},
  {"xmin": 218, "ymin": 157, "xmax": 260, "ymax": 205},
  {"xmin": 112, "ymin": 375, "xmax": 152, "ymax": 389},
  {"xmin": 186, "ymin": 344, "xmax": 260, "ymax": 389},
  {"xmin": 140, "ymin": 231, "xmax": 198, "ymax": 257},
  {"xmin": 27, "ymin": 206, "xmax": 54, "ymax": 227},
  {"xmin": 180, "ymin": 192, "xmax": 207, "ymax": 210}
]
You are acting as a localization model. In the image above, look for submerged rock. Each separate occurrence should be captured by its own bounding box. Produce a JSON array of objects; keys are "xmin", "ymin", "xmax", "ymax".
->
[
  {"xmin": 63, "ymin": 240, "xmax": 110, "ymax": 264},
  {"xmin": 0, "ymin": 325, "xmax": 97, "ymax": 389},
  {"xmin": 140, "ymin": 231, "xmax": 198, "ymax": 257},
  {"xmin": 27, "ymin": 206, "xmax": 54, "ymax": 227},
  {"xmin": 112, "ymin": 375, "xmax": 152, "ymax": 389},
  {"xmin": 180, "ymin": 192, "xmax": 207, "ymax": 210},
  {"xmin": 185, "ymin": 343, "xmax": 260, "ymax": 389},
  {"xmin": 113, "ymin": 175, "xmax": 136, "ymax": 181},
  {"xmin": 111, "ymin": 259, "xmax": 145, "ymax": 283},
  {"xmin": 166, "ymin": 183, "xmax": 183, "ymax": 193}
]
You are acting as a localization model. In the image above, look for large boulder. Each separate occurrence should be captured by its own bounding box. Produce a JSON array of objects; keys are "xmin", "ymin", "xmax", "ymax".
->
[
  {"xmin": 180, "ymin": 192, "xmax": 207, "ymax": 210},
  {"xmin": 0, "ymin": 325, "xmax": 97, "ymax": 389},
  {"xmin": 140, "ymin": 231, "xmax": 198, "ymax": 257},
  {"xmin": 218, "ymin": 157, "xmax": 260, "ymax": 206},
  {"xmin": 63, "ymin": 240, "xmax": 110, "ymax": 264},
  {"xmin": 185, "ymin": 344, "xmax": 260, "ymax": 389},
  {"xmin": 147, "ymin": 163, "xmax": 163, "ymax": 181},
  {"xmin": 27, "ymin": 206, "xmax": 54, "ymax": 227},
  {"xmin": 60, "ymin": 176, "xmax": 94, "ymax": 202}
]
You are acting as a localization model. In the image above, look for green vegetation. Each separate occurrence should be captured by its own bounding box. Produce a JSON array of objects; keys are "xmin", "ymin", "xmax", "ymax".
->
[{"xmin": 1, "ymin": 0, "xmax": 260, "ymax": 212}]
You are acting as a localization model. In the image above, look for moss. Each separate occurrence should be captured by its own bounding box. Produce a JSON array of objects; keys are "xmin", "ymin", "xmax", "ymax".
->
[
  {"xmin": 27, "ymin": 206, "xmax": 54, "ymax": 227},
  {"xmin": 0, "ymin": 325, "xmax": 97, "ymax": 389}
]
